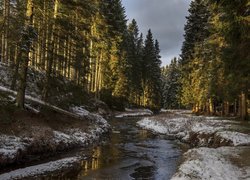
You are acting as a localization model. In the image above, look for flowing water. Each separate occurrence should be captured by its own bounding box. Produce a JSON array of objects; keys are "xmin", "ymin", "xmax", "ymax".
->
[
  {"xmin": 75, "ymin": 117, "xmax": 181, "ymax": 180},
  {"xmin": 3, "ymin": 116, "xmax": 181, "ymax": 180}
]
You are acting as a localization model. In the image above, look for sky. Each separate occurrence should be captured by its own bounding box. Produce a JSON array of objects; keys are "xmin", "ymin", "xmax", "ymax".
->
[{"xmin": 122, "ymin": 0, "xmax": 192, "ymax": 66}]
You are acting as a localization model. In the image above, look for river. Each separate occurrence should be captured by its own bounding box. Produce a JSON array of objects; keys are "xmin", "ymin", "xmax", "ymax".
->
[
  {"xmin": 73, "ymin": 116, "xmax": 181, "ymax": 180},
  {"xmin": 2, "ymin": 116, "xmax": 181, "ymax": 180}
]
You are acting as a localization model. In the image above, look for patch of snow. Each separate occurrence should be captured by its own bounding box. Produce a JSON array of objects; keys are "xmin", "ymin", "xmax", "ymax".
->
[
  {"xmin": 216, "ymin": 131, "xmax": 250, "ymax": 146},
  {"xmin": 137, "ymin": 116, "xmax": 250, "ymax": 147},
  {"xmin": 25, "ymin": 103, "xmax": 40, "ymax": 114},
  {"xmin": 0, "ymin": 86, "xmax": 16, "ymax": 95},
  {"xmin": 137, "ymin": 117, "xmax": 189, "ymax": 137},
  {"xmin": 0, "ymin": 135, "xmax": 32, "ymax": 161},
  {"xmin": 137, "ymin": 118, "xmax": 169, "ymax": 134},
  {"xmin": 0, "ymin": 157, "xmax": 80, "ymax": 180},
  {"xmin": 161, "ymin": 109, "xmax": 192, "ymax": 115},
  {"xmin": 171, "ymin": 147, "xmax": 249, "ymax": 180},
  {"xmin": 71, "ymin": 106, "xmax": 90, "ymax": 116},
  {"xmin": 191, "ymin": 121, "xmax": 223, "ymax": 134},
  {"xmin": 115, "ymin": 109, "xmax": 153, "ymax": 118},
  {"xmin": 53, "ymin": 131, "xmax": 72, "ymax": 145}
]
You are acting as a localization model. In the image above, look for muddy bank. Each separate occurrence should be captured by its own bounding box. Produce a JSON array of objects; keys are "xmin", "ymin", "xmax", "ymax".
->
[{"xmin": 0, "ymin": 105, "xmax": 110, "ymax": 169}]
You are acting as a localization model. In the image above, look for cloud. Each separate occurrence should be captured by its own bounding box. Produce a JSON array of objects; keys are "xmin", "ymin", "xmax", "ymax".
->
[{"xmin": 122, "ymin": 0, "xmax": 191, "ymax": 65}]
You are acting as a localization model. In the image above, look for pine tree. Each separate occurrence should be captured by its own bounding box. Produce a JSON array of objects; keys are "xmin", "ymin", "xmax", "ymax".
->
[
  {"xmin": 180, "ymin": 0, "xmax": 210, "ymax": 111},
  {"xmin": 142, "ymin": 30, "xmax": 162, "ymax": 110},
  {"xmin": 126, "ymin": 19, "xmax": 143, "ymax": 105}
]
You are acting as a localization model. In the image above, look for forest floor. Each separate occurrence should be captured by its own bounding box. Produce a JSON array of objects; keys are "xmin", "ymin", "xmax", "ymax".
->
[{"xmin": 137, "ymin": 110, "xmax": 250, "ymax": 180}]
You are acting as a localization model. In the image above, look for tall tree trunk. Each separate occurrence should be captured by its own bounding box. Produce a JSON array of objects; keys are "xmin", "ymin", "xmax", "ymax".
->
[
  {"xmin": 16, "ymin": 0, "xmax": 34, "ymax": 109},
  {"xmin": 10, "ymin": 49, "xmax": 21, "ymax": 90},
  {"xmin": 1, "ymin": 0, "xmax": 9, "ymax": 63},
  {"xmin": 42, "ymin": 0, "xmax": 59, "ymax": 101}
]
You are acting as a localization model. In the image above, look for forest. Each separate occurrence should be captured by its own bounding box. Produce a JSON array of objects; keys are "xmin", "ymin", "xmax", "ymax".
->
[
  {"xmin": 0, "ymin": 0, "xmax": 162, "ymax": 111},
  {"xmin": 0, "ymin": 0, "xmax": 249, "ymax": 118},
  {"xmin": 162, "ymin": 0, "xmax": 249, "ymax": 120},
  {"xmin": 0, "ymin": 0, "xmax": 249, "ymax": 179}
]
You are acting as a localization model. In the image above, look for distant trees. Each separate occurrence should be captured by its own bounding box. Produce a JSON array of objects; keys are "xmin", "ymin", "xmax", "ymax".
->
[
  {"xmin": 0, "ymin": 0, "xmax": 163, "ymax": 110},
  {"xmin": 180, "ymin": 0, "xmax": 249, "ymax": 120},
  {"xmin": 162, "ymin": 58, "xmax": 181, "ymax": 109}
]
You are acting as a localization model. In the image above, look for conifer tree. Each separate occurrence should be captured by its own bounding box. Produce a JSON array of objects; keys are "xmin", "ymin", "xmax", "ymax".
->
[{"xmin": 142, "ymin": 30, "xmax": 162, "ymax": 110}]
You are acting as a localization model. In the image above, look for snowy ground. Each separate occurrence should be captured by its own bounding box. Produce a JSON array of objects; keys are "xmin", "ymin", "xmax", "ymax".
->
[
  {"xmin": 115, "ymin": 108, "xmax": 153, "ymax": 118},
  {"xmin": 137, "ymin": 115, "xmax": 250, "ymax": 147},
  {"xmin": 0, "ymin": 105, "xmax": 110, "ymax": 166},
  {"xmin": 172, "ymin": 147, "xmax": 250, "ymax": 180},
  {"xmin": 0, "ymin": 156, "xmax": 81, "ymax": 180},
  {"xmin": 137, "ymin": 111, "xmax": 250, "ymax": 180},
  {"xmin": 0, "ymin": 63, "xmax": 111, "ymax": 177}
]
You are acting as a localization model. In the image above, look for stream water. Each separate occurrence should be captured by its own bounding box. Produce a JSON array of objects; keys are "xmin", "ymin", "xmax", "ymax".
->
[
  {"xmin": 75, "ymin": 116, "xmax": 181, "ymax": 180},
  {"xmin": 2, "ymin": 116, "xmax": 181, "ymax": 180}
]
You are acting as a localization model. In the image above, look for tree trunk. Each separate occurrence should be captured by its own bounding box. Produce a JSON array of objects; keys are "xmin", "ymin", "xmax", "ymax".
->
[
  {"xmin": 1, "ymin": 0, "xmax": 9, "ymax": 63},
  {"xmin": 223, "ymin": 101, "xmax": 229, "ymax": 116},
  {"xmin": 240, "ymin": 91, "xmax": 248, "ymax": 120},
  {"xmin": 42, "ymin": 0, "xmax": 59, "ymax": 101},
  {"xmin": 16, "ymin": 0, "xmax": 34, "ymax": 109},
  {"xmin": 209, "ymin": 98, "xmax": 214, "ymax": 115}
]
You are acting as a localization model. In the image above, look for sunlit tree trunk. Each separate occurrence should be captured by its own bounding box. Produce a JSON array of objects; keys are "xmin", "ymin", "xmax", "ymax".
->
[{"xmin": 1, "ymin": 0, "xmax": 10, "ymax": 64}]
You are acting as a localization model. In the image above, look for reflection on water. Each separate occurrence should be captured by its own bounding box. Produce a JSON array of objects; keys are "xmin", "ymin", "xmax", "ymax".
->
[
  {"xmin": 75, "ymin": 117, "xmax": 181, "ymax": 180},
  {"xmin": 79, "ymin": 146, "xmax": 101, "ymax": 177}
]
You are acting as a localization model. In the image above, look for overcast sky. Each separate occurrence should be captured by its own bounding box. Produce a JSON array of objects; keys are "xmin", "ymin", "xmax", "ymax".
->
[{"xmin": 122, "ymin": 0, "xmax": 192, "ymax": 66}]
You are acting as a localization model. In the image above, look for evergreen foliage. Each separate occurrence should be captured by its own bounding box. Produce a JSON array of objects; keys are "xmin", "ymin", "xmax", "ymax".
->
[
  {"xmin": 162, "ymin": 58, "xmax": 181, "ymax": 109},
  {"xmin": 180, "ymin": 0, "xmax": 249, "ymax": 119},
  {"xmin": 0, "ymin": 0, "xmax": 163, "ymax": 111}
]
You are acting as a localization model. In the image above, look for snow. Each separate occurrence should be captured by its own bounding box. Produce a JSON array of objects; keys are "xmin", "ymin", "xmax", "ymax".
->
[
  {"xmin": 160, "ymin": 109, "xmax": 192, "ymax": 115},
  {"xmin": 137, "ymin": 114, "xmax": 250, "ymax": 147},
  {"xmin": 171, "ymin": 147, "xmax": 250, "ymax": 180},
  {"xmin": 137, "ymin": 117, "xmax": 169, "ymax": 134},
  {"xmin": 0, "ymin": 157, "xmax": 80, "ymax": 180},
  {"xmin": 24, "ymin": 103, "xmax": 40, "ymax": 113},
  {"xmin": 190, "ymin": 121, "xmax": 223, "ymax": 134},
  {"xmin": 137, "ymin": 112, "xmax": 250, "ymax": 180},
  {"xmin": 71, "ymin": 106, "xmax": 90, "ymax": 116},
  {"xmin": 0, "ymin": 135, "xmax": 32, "ymax": 161},
  {"xmin": 70, "ymin": 106, "xmax": 110, "ymax": 131},
  {"xmin": 137, "ymin": 117, "xmax": 189, "ymax": 138},
  {"xmin": 0, "ymin": 86, "xmax": 16, "ymax": 95},
  {"xmin": 0, "ymin": 87, "xmax": 110, "ymax": 166},
  {"xmin": 53, "ymin": 131, "xmax": 72, "ymax": 145},
  {"xmin": 217, "ymin": 131, "xmax": 250, "ymax": 146},
  {"xmin": 115, "ymin": 109, "xmax": 153, "ymax": 118}
]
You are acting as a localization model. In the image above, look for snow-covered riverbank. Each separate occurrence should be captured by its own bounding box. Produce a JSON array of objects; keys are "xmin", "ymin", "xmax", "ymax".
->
[
  {"xmin": 0, "ymin": 105, "xmax": 110, "ymax": 167},
  {"xmin": 0, "ymin": 156, "xmax": 81, "ymax": 180},
  {"xmin": 137, "ymin": 111, "xmax": 250, "ymax": 179},
  {"xmin": 115, "ymin": 108, "xmax": 153, "ymax": 118}
]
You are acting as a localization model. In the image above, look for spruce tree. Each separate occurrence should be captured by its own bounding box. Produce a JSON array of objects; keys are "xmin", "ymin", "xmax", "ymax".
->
[{"xmin": 142, "ymin": 30, "xmax": 162, "ymax": 110}]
